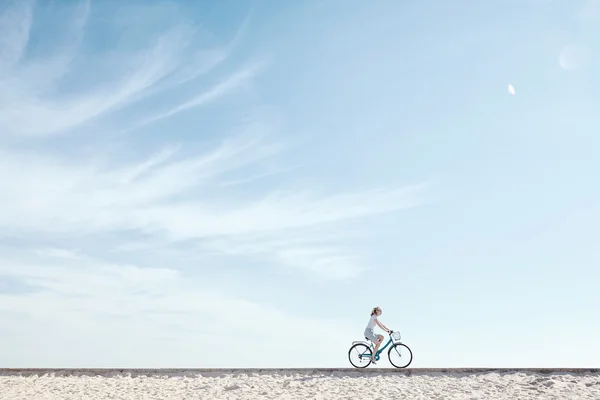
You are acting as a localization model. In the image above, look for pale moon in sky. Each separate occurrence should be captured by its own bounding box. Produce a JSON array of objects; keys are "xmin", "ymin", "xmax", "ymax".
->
[
  {"xmin": 559, "ymin": 45, "xmax": 588, "ymax": 70},
  {"xmin": 508, "ymin": 84, "xmax": 515, "ymax": 95}
]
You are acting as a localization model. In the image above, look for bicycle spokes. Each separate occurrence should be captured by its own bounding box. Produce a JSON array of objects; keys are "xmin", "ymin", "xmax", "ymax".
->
[
  {"xmin": 388, "ymin": 343, "xmax": 413, "ymax": 368},
  {"xmin": 348, "ymin": 343, "xmax": 373, "ymax": 368}
]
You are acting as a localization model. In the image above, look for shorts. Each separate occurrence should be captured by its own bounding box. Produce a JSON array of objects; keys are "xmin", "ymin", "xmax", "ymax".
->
[{"xmin": 364, "ymin": 328, "xmax": 379, "ymax": 342}]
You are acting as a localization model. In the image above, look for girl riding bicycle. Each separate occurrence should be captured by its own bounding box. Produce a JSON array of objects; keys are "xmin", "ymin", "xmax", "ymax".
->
[{"xmin": 364, "ymin": 306, "xmax": 391, "ymax": 364}]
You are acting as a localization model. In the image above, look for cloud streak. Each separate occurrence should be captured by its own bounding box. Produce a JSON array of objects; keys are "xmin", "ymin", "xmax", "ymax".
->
[
  {"xmin": 0, "ymin": 138, "xmax": 429, "ymax": 238},
  {"xmin": 0, "ymin": 0, "xmax": 33, "ymax": 68},
  {"xmin": 0, "ymin": 1, "xmax": 253, "ymax": 137},
  {"xmin": 0, "ymin": 0, "xmax": 433, "ymax": 367},
  {"xmin": 0, "ymin": 249, "xmax": 347, "ymax": 367},
  {"xmin": 127, "ymin": 62, "xmax": 264, "ymax": 133},
  {"xmin": 203, "ymin": 233, "xmax": 368, "ymax": 280}
]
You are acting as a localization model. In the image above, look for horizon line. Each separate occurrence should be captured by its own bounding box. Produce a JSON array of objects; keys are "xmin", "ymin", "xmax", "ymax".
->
[{"xmin": 2, "ymin": 367, "xmax": 599, "ymax": 377}]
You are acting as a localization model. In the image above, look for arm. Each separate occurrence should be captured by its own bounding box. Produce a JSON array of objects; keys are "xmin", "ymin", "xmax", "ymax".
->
[{"xmin": 376, "ymin": 318, "xmax": 391, "ymax": 333}]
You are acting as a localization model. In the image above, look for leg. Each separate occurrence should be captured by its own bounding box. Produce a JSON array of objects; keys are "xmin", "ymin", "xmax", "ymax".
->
[{"xmin": 371, "ymin": 334, "xmax": 383, "ymax": 360}]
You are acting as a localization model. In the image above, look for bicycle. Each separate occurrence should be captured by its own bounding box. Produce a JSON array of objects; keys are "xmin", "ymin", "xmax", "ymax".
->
[{"xmin": 348, "ymin": 330, "xmax": 413, "ymax": 368}]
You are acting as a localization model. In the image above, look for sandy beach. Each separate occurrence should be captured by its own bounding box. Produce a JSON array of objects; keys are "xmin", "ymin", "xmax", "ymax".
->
[{"xmin": 1, "ymin": 369, "xmax": 599, "ymax": 399}]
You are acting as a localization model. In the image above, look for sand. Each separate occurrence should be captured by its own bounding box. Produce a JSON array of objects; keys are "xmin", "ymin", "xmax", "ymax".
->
[{"xmin": 1, "ymin": 369, "xmax": 599, "ymax": 399}]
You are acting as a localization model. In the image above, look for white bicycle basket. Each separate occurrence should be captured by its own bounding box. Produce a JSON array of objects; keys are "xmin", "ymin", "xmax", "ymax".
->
[{"xmin": 392, "ymin": 331, "xmax": 401, "ymax": 341}]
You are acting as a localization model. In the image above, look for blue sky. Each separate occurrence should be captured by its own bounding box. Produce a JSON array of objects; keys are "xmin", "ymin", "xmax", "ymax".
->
[{"xmin": 0, "ymin": 0, "xmax": 598, "ymax": 368}]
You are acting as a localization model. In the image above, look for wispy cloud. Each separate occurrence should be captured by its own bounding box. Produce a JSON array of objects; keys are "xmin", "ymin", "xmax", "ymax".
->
[
  {"xmin": 0, "ymin": 0, "xmax": 432, "ymax": 367},
  {"xmin": 0, "ymin": 1, "xmax": 433, "ymax": 279},
  {"xmin": 0, "ymin": 134, "xmax": 284, "ymax": 234},
  {"xmin": 127, "ymin": 62, "xmax": 264, "ymax": 133},
  {"xmin": 0, "ymin": 249, "xmax": 346, "ymax": 367},
  {"xmin": 0, "ymin": 1, "xmax": 252, "ymax": 137},
  {"xmin": 0, "ymin": 0, "xmax": 33, "ymax": 68},
  {"xmin": 0, "ymin": 136, "xmax": 429, "ymax": 241},
  {"xmin": 160, "ymin": 11, "xmax": 253, "ymax": 89},
  {"xmin": 203, "ymin": 232, "xmax": 367, "ymax": 279}
]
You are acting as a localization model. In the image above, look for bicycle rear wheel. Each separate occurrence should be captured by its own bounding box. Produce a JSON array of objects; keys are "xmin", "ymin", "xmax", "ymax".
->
[
  {"xmin": 388, "ymin": 343, "xmax": 413, "ymax": 368},
  {"xmin": 348, "ymin": 343, "xmax": 372, "ymax": 368}
]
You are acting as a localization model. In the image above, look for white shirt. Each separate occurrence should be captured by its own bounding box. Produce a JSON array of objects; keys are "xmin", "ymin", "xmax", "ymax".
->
[{"xmin": 366, "ymin": 314, "xmax": 377, "ymax": 330}]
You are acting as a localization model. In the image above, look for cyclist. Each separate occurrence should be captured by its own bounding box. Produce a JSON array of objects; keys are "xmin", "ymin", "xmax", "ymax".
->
[{"xmin": 364, "ymin": 306, "xmax": 391, "ymax": 364}]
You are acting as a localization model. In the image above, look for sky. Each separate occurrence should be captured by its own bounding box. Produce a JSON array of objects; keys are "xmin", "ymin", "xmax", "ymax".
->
[{"xmin": 0, "ymin": 0, "xmax": 599, "ymax": 369}]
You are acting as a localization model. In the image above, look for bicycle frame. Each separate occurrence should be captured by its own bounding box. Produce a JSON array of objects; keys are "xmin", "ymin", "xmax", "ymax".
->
[
  {"xmin": 365, "ymin": 333, "xmax": 399, "ymax": 360},
  {"xmin": 371, "ymin": 337, "xmax": 393, "ymax": 360},
  {"xmin": 349, "ymin": 330, "xmax": 413, "ymax": 368}
]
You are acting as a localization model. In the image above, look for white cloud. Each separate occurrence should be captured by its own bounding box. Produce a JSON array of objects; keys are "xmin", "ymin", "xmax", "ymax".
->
[
  {"xmin": 0, "ymin": 0, "xmax": 33, "ymax": 68},
  {"xmin": 0, "ymin": 0, "xmax": 433, "ymax": 367},
  {"xmin": 1, "ymin": 27, "xmax": 183, "ymax": 135},
  {"xmin": 126, "ymin": 62, "xmax": 265, "ymax": 133},
  {"xmin": 0, "ymin": 249, "xmax": 347, "ymax": 367},
  {"xmin": 0, "ymin": 133, "xmax": 430, "ymax": 283},
  {"xmin": 0, "ymin": 1, "xmax": 249, "ymax": 137},
  {"xmin": 0, "ymin": 133, "xmax": 429, "ymax": 240},
  {"xmin": 203, "ymin": 231, "xmax": 368, "ymax": 280}
]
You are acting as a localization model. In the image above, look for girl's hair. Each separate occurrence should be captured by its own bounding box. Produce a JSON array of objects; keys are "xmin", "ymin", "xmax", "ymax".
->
[{"xmin": 371, "ymin": 307, "xmax": 381, "ymax": 316}]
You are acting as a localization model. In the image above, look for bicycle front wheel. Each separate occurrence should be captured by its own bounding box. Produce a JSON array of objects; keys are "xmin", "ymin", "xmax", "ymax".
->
[
  {"xmin": 348, "ymin": 343, "xmax": 372, "ymax": 368},
  {"xmin": 388, "ymin": 343, "xmax": 413, "ymax": 368}
]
